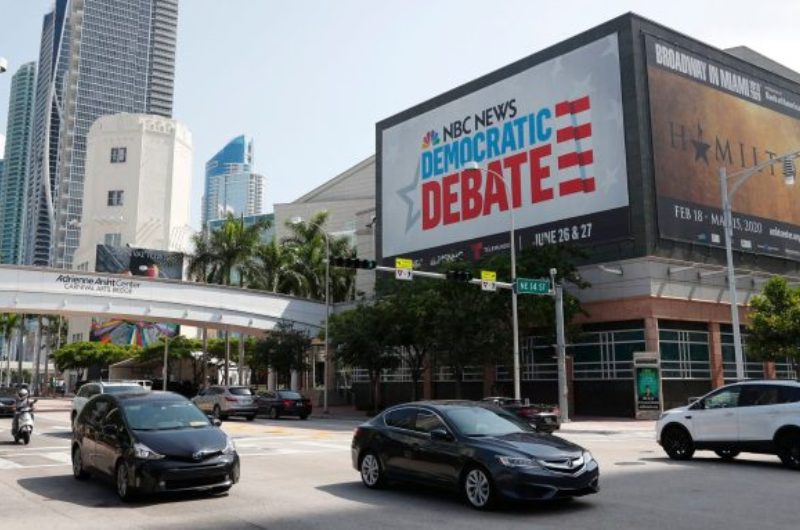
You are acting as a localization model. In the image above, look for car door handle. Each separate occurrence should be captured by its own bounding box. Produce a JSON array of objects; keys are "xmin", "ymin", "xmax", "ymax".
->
[{"xmin": 684, "ymin": 415, "xmax": 692, "ymax": 419}]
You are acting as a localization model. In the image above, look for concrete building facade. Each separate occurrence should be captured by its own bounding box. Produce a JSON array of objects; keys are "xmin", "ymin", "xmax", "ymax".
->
[
  {"xmin": 72, "ymin": 113, "xmax": 193, "ymax": 271},
  {"xmin": 324, "ymin": 14, "xmax": 800, "ymax": 416}
]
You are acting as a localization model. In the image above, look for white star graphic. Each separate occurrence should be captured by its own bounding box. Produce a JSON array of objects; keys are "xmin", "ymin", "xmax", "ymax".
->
[{"xmin": 397, "ymin": 162, "xmax": 422, "ymax": 233}]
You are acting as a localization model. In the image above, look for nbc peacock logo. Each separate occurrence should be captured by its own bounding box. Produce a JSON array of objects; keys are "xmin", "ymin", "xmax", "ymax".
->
[{"xmin": 421, "ymin": 130, "xmax": 440, "ymax": 149}]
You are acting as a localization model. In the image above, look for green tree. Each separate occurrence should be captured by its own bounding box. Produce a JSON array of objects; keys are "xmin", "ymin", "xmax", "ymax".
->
[
  {"xmin": 251, "ymin": 321, "xmax": 311, "ymax": 386},
  {"xmin": 328, "ymin": 302, "xmax": 398, "ymax": 411},
  {"xmin": 188, "ymin": 214, "xmax": 271, "ymax": 286},
  {"xmin": 747, "ymin": 277, "xmax": 800, "ymax": 376},
  {"xmin": 138, "ymin": 336, "xmax": 203, "ymax": 386},
  {"xmin": 52, "ymin": 341, "xmax": 137, "ymax": 381},
  {"xmin": 379, "ymin": 277, "xmax": 441, "ymax": 401}
]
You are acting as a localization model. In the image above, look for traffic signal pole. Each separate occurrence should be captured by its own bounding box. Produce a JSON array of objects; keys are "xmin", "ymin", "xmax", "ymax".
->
[{"xmin": 334, "ymin": 261, "xmax": 568, "ymax": 421}]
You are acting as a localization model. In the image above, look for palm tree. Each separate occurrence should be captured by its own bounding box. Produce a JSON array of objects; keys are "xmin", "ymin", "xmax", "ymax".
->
[
  {"xmin": 1, "ymin": 313, "xmax": 20, "ymax": 386},
  {"xmin": 243, "ymin": 238, "xmax": 306, "ymax": 295},
  {"xmin": 188, "ymin": 214, "xmax": 271, "ymax": 286},
  {"xmin": 281, "ymin": 211, "xmax": 357, "ymax": 302}
]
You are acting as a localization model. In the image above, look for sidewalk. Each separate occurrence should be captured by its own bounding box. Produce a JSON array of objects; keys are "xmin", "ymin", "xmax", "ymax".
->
[
  {"xmin": 31, "ymin": 397, "xmax": 72, "ymax": 414},
  {"xmin": 320, "ymin": 405, "xmax": 656, "ymax": 434}
]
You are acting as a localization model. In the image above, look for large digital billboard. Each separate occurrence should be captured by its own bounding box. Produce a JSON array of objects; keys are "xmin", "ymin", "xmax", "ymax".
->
[
  {"xmin": 379, "ymin": 34, "xmax": 630, "ymax": 267},
  {"xmin": 92, "ymin": 245, "xmax": 184, "ymax": 346},
  {"xmin": 647, "ymin": 35, "xmax": 800, "ymax": 260}
]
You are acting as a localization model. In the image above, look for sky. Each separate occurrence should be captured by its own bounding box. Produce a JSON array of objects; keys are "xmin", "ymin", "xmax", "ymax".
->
[{"xmin": 2, "ymin": 0, "xmax": 800, "ymax": 230}]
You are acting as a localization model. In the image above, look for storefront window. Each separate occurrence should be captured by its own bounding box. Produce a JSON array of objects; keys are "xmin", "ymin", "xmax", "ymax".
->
[{"xmin": 659, "ymin": 324, "xmax": 710, "ymax": 380}]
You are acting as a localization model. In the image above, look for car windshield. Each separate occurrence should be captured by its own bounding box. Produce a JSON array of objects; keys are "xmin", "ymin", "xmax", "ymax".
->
[
  {"xmin": 446, "ymin": 406, "xmax": 528, "ymax": 437},
  {"xmin": 104, "ymin": 385, "xmax": 147, "ymax": 395},
  {"xmin": 278, "ymin": 391, "xmax": 302, "ymax": 399},
  {"xmin": 123, "ymin": 400, "xmax": 211, "ymax": 431},
  {"xmin": 229, "ymin": 387, "xmax": 252, "ymax": 396}
]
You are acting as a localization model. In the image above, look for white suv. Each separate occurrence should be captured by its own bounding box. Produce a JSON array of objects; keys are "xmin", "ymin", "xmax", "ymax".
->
[
  {"xmin": 71, "ymin": 381, "xmax": 148, "ymax": 425},
  {"xmin": 656, "ymin": 380, "xmax": 800, "ymax": 469}
]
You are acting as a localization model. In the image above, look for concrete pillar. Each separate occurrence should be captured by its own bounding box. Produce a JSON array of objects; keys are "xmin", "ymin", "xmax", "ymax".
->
[
  {"xmin": 566, "ymin": 356, "xmax": 575, "ymax": 416},
  {"xmin": 482, "ymin": 364, "xmax": 496, "ymax": 397},
  {"xmin": 290, "ymin": 370, "xmax": 299, "ymax": 391},
  {"xmin": 422, "ymin": 356, "xmax": 433, "ymax": 400},
  {"xmin": 708, "ymin": 322, "xmax": 724, "ymax": 388},
  {"xmin": 267, "ymin": 369, "xmax": 276, "ymax": 391},
  {"xmin": 238, "ymin": 333, "xmax": 246, "ymax": 386},
  {"xmin": 764, "ymin": 361, "xmax": 776, "ymax": 379},
  {"xmin": 202, "ymin": 328, "xmax": 209, "ymax": 388},
  {"xmin": 33, "ymin": 316, "xmax": 42, "ymax": 395},
  {"xmin": 644, "ymin": 317, "xmax": 659, "ymax": 353}
]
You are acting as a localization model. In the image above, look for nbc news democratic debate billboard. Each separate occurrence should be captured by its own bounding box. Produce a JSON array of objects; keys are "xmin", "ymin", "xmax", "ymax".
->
[{"xmin": 378, "ymin": 34, "xmax": 630, "ymax": 268}]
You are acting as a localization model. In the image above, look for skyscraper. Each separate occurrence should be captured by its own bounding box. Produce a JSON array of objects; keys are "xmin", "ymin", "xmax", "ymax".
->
[
  {"xmin": 23, "ymin": 0, "xmax": 179, "ymax": 268},
  {"xmin": 0, "ymin": 62, "xmax": 37, "ymax": 264},
  {"xmin": 202, "ymin": 135, "xmax": 265, "ymax": 227}
]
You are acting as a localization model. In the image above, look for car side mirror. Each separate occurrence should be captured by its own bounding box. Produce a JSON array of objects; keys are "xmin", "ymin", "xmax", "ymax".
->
[
  {"xmin": 689, "ymin": 400, "xmax": 704, "ymax": 410},
  {"xmin": 430, "ymin": 428, "xmax": 453, "ymax": 442},
  {"xmin": 211, "ymin": 417, "xmax": 222, "ymax": 427}
]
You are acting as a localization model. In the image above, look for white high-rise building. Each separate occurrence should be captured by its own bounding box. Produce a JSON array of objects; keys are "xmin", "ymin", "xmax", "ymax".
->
[{"xmin": 71, "ymin": 113, "xmax": 193, "ymax": 272}]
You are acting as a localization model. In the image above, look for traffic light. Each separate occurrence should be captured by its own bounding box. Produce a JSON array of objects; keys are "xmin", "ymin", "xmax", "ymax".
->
[
  {"xmin": 329, "ymin": 256, "xmax": 377, "ymax": 269},
  {"xmin": 446, "ymin": 269, "xmax": 473, "ymax": 282}
]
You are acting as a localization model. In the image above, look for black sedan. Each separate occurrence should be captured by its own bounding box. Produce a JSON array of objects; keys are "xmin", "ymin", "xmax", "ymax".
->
[
  {"xmin": 255, "ymin": 390, "xmax": 312, "ymax": 420},
  {"xmin": 351, "ymin": 401, "xmax": 598, "ymax": 510},
  {"xmin": 0, "ymin": 392, "xmax": 15, "ymax": 417},
  {"xmin": 72, "ymin": 391, "xmax": 240, "ymax": 501}
]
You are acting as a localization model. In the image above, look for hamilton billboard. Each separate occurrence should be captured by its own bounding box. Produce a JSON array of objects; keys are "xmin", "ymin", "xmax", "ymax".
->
[{"xmin": 647, "ymin": 34, "xmax": 800, "ymax": 261}]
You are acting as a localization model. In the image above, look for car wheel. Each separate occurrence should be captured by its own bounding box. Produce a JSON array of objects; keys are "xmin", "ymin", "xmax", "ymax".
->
[
  {"xmin": 269, "ymin": 407, "xmax": 279, "ymax": 420},
  {"xmin": 661, "ymin": 426, "xmax": 695, "ymax": 460},
  {"xmin": 463, "ymin": 466, "xmax": 496, "ymax": 510},
  {"xmin": 714, "ymin": 449, "xmax": 740, "ymax": 461},
  {"xmin": 212, "ymin": 405, "xmax": 222, "ymax": 422},
  {"xmin": 246, "ymin": 415, "xmax": 256, "ymax": 422},
  {"xmin": 72, "ymin": 445, "xmax": 88, "ymax": 480},
  {"xmin": 359, "ymin": 452, "xmax": 386, "ymax": 489},
  {"xmin": 116, "ymin": 461, "xmax": 136, "ymax": 502},
  {"xmin": 777, "ymin": 433, "xmax": 800, "ymax": 470}
]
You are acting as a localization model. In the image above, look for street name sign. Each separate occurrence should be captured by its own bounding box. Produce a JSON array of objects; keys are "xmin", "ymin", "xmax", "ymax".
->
[{"xmin": 516, "ymin": 277, "xmax": 550, "ymax": 295}]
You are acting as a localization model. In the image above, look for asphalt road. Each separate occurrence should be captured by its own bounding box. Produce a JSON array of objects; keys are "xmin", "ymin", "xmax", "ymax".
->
[{"xmin": 0, "ymin": 411, "xmax": 795, "ymax": 530}]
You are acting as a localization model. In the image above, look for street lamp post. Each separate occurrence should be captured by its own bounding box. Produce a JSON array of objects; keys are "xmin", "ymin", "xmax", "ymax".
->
[
  {"xmin": 290, "ymin": 217, "xmax": 331, "ymax": 414},
  {"xmin": 720, "ymin": 150, "xmax": 798, "ymax": 381},
  {"xmin": 465, "ymin": 162, "xmax": 521, "ymax": 401}
]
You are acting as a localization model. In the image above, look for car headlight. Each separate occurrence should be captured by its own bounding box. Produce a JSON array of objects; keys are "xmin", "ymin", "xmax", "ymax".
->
[
  {"xmin": 496, "ymin": 455, "xmax": 540, "ymax": 468},
  {"xmin": 133, "ymin": 442, "xmax": 164, "ymax": 460},
  {"xmin": 583, "ymin": 451, "xmax": 594, "ymax": 464},
  {"xmin": 223, "ymin": 436, "xmax": 236, "ymax": 454}
]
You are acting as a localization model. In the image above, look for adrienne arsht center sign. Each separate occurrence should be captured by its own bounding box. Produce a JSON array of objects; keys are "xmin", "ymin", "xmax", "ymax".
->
[{"xmin": 378, "ymin": 34, "xmax": 630, "ymax": 267}]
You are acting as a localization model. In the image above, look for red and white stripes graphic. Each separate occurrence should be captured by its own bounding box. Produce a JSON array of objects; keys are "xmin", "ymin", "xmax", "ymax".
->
[{"xmin": 554, "ymin": 96, "xmax": 595, "ymax": 196}]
